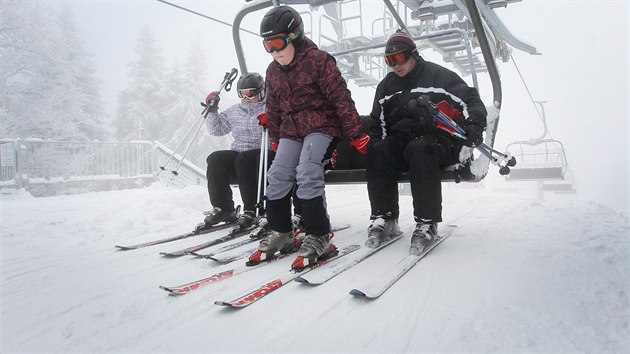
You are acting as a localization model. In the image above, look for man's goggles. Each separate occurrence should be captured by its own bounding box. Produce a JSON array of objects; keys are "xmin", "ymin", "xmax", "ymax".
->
[
  {"xmin": 384, "ymin": 50, "xmax": 411, "ymax": 67},
  {"xmin": 262, "ymin": 32, "xmax": 300, "ymax": 53},
  {"xmin": 237, "ymin": 88, "xmax": 261, "ymax": 99}
]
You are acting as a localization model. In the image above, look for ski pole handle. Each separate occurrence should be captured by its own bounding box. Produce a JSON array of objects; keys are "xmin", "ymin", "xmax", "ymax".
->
[
  {"xmin": 220, "ymin": 68, "xmax": 238, "ymax": 93},
  {"xmin": 201, "ymin": 68, "xmax": 239, "ymax": 117}
]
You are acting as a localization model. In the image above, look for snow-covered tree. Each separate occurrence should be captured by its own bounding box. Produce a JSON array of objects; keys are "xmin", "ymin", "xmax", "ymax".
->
[
  {"xmin": 54, "ymin": 5, "xmax": 109, "ymax": 141},
  {"xmin": 0, "ymin": 0, "xmax": 57, "ymax": 138},
  {"xmin": 0, "ymin": 1, "xmax": 108, "ymax": 140},
  {"xmin": 115, "ymin": 26, "xmax": 167, "ymax": 141},
  {"xmin": 162, "ymin": 35, "xmax": 230, "ymax": 167}
]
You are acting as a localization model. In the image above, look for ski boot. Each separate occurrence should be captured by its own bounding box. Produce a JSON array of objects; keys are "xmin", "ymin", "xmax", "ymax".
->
[
  {"xmin": 291, "ymin": 233, "xmax": 337, "ymax": 271},
  {"xmin": 230, "ymin": 210, "xmax": 256, "ymax": 234},
  {"xmin": 409, "ymin": 219, "xmax": 438, "ymax": 256},
  {"xmin": 248, "ymin": 217, "xmax": 270, "ymax": 240},
  {"xmin": 246, "ymin": 230, "xmax": 298, "ymax": 266},
  {"xmin": 194, "ymin": 206, "xmax": 239, "ymax": 231},
  {"xmin": 291, "ymin": 214, "xmax": 304, "ymax": 235},
  {"xmin": 366, "ymin": 216, "xmax": 399, "ymax": 248}
]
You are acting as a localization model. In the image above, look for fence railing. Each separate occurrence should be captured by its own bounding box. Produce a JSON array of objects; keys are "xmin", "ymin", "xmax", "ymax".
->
[{"xmin": 0, "ymin": 139, "xmax": 207, "ymax": 195}]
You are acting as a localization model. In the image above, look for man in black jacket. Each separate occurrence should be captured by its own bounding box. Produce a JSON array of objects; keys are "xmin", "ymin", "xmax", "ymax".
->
[{"xmin": 366, "ymin": 30, "xmax": 487, "ymax": 255}]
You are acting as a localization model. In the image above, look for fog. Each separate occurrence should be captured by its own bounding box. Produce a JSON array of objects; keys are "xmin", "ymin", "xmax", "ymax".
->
[{"xmin": 49, "ymin": 0, "xmax": 628, "ymax": 213}]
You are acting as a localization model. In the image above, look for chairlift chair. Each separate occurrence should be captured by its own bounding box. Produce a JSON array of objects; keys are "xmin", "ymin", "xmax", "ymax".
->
[
  {"xmin": 504, "ymin": 101, "xmax": 576, "ymax": 193},
  {"xmin": 231, "ymin": 0, "xmax": 540, "ymax": 184}
]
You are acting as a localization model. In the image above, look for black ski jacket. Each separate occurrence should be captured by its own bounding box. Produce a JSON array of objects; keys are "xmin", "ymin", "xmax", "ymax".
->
[{"xmin": 368, "ymin": 56, "xmax": 487, "ymax": 143}]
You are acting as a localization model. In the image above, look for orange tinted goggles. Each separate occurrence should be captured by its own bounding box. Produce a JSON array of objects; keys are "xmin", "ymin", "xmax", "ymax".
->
[
  {"xmin": 237, "ymin": 88, "xmax": 260, "ymax": 99},
  {"xmin": 262, "ymin": 34, "xmax": 291, "ymax": 53},
  {"xmin": 384, "ymin": 51, "xmax": 411, "ymax": 67}
]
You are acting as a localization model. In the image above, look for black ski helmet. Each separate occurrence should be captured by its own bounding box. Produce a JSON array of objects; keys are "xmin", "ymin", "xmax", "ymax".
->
[
  {"xmin": 260, "ymin": 5, "xmax": 303, "ymax": 40},
  {"xmin": 237, "ymin": 72, "xmax": 265, "ymax": 99}
]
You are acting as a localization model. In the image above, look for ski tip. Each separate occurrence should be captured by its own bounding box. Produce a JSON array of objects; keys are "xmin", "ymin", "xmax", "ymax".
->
[
  {"xmin": 160, "ymin": 252, "xmax": 181, "ymax": 257},
  {"xmin": 294, "ymin": 276, "xmax": 309, "ymax": 284},
  {"xmin": 349, "ymin": 289, "xmax": 366, "ymax": 297},
  {"xmin": 159, "ymin": 286, "xmax": 183, "ymax": 296},
  {"xmin": 214, "ymin": 301, "xmax": 234, "ymax": 307},
  {"xmin": 114, "ymin": 245, "xmax": 130, "ymax": 250},
  {"xmin": 331, "ymin": 224, "xmax": 351, "ymax": 232}
]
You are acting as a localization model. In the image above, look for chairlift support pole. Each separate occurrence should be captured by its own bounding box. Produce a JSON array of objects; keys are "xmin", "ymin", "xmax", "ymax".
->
[{"xmin": 383, "ymin": 0, "xmax": 408, "ymax": 31}]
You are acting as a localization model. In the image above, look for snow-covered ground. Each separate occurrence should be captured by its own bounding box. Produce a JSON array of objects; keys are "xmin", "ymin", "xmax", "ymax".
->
[{"xmin": 1, "ymin": 182, "xmax": 628, "ymax": 353}]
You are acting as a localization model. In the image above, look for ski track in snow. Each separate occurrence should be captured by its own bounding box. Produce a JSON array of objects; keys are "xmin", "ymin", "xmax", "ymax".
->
[{"xmin": 1, "ymin": 183, "xmax": 628, "ymax": 352}]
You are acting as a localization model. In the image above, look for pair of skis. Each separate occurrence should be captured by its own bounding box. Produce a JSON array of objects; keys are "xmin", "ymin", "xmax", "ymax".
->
[
  {"xmin": 348, "ymin": 225, "xmax": 456, "ymax": 298},
  {"xmin": 159, "ymin": 224, "xmax": 258, "ymax": 257},
  {"xmin": 115, "ymin": 217, "xmax": 262, "ymax": 258},
  {"xmin": 114, "ymin": 222, "xmax": 237, "ymax": 250}
]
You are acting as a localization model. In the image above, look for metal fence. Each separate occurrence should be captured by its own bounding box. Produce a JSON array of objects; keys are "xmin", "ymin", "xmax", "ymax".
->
[{"xmin": 0, "ymin": 139, "xmax": 207, "ymax": 195}]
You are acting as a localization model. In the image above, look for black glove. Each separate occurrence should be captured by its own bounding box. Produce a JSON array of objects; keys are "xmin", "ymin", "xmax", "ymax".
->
[
  {"xmin": 406, "ymin": 97, "xmax": 437, "ymax": 132},
  {"xmin": 464, "ymin": 123, "xmax": 483, "ymax": 147},
  {"xmin": 205, "ymin": 91, "xmax": 220, "ymax": 112},
  {"xmin": 390, "ymin": 117, "xmax": 423, "ymax": 140}
]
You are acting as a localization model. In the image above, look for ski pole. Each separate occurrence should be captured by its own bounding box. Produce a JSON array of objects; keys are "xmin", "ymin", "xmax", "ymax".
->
[
  {"xmin": 168, "ymin": 68, "xmax": 238, "ymax": 176},
  {"xmin": 255, "ymin": 127, "xmax": 267, "ymax": 217},
  {"xmin": 158, "ymin": 115, "xmax": 205, "ymax": 175},
  {"xmin": 262, "ymin": 129, "xmax": 269, "ymax": 214},
  {"xmin": 413, "ymin": 96, "xmax": 515, "ymax": 174}
]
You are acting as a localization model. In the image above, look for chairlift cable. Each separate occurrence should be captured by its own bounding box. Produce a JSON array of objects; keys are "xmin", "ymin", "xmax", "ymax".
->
[
  {"xmin": 509, "ymin": 53, "xmax": 546, "ymax": 125},
  {"xmin": 510, "ymin": 53, "xmax": 551, "ymax": 139},
  {"xmin": 155, "ymin": 0, "xmax": 259, "ymax": 37}
]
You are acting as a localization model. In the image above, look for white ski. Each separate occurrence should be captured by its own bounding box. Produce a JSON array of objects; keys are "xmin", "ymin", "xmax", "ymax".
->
[
  {"xmin": 349, "ymin": 225, "xmax": 456, "ymax": 299},
  {"xmin": 295, "ymin": 232, "xmax": 403, "ymax": 285}
]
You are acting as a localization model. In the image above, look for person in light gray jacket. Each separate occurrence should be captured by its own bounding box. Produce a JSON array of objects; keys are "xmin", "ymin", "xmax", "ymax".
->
[{"xmin": 197, "ymin": 72, "xmax": 272, "ymax": 233}]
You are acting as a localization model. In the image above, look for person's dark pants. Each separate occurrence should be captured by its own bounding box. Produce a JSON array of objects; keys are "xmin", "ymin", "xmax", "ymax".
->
[
  {"xmin": 206, "ymin": 149, "xmax": 275, "ymax": 213},
  {"xmin": 366, "ymin": 136, "xmax": 457, "ymax": 222}
]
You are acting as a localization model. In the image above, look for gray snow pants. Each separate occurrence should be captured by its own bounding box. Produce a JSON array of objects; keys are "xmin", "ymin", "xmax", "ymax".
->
[{"xmin": 265, "ymin": 133, "xmax": 335, "ymax": 235}]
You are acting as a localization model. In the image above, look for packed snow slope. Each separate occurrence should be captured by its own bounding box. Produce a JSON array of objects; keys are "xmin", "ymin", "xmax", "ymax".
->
[{"xmin": 1, "ymin": 183, "xmax": 628, "ymax": 353}]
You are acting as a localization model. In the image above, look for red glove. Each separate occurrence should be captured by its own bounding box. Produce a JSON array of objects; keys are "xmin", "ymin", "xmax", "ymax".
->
[
  {"xmin": 272, "ymin": 142, "xmax": 279, "ymax": 152},
  {"xmin": 349, "ymin": 134, "xmax": 370, "ymax": 155},
  {"xmin": 205, "ymin": 91, "xmax": 220, "ymax": 112},
  {"xmin": 257, "ymin": 112, "xmax": 269, "ymax": 129}
]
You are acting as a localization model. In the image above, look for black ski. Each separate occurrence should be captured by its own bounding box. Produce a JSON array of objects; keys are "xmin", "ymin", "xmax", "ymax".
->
[
  {"xmin": 159, "ymin": 225, "xmax": 257, "ymax": 257},
  {"xmin": 114, "ymin": 222, "xmax": 236, "ymax": 250}
]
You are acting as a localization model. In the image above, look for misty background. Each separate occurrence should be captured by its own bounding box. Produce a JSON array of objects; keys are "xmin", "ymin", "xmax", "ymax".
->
[{"xmin": 1, "ymin": 0, "xmax": 628, "ymax": 213}]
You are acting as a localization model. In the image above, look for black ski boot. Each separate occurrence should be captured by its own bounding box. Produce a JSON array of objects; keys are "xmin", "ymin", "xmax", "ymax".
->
[
  {"xmin": 366, "ymin": 216, "xmax": 399, "ymax": 248},
  {"xmin": 409, "ymin": 219, "xmax": 438, "ymax": 255},
  {"xmin": 231, "ymin": 210, "xmax": 256, "ymax": 233},
  {"xmin": 195, "ymin": 206, "xmax": 238, "ymax": 231},
  {"xmin": 249, "ymin": 217, "xmax": 270, "ymax": 240}
]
